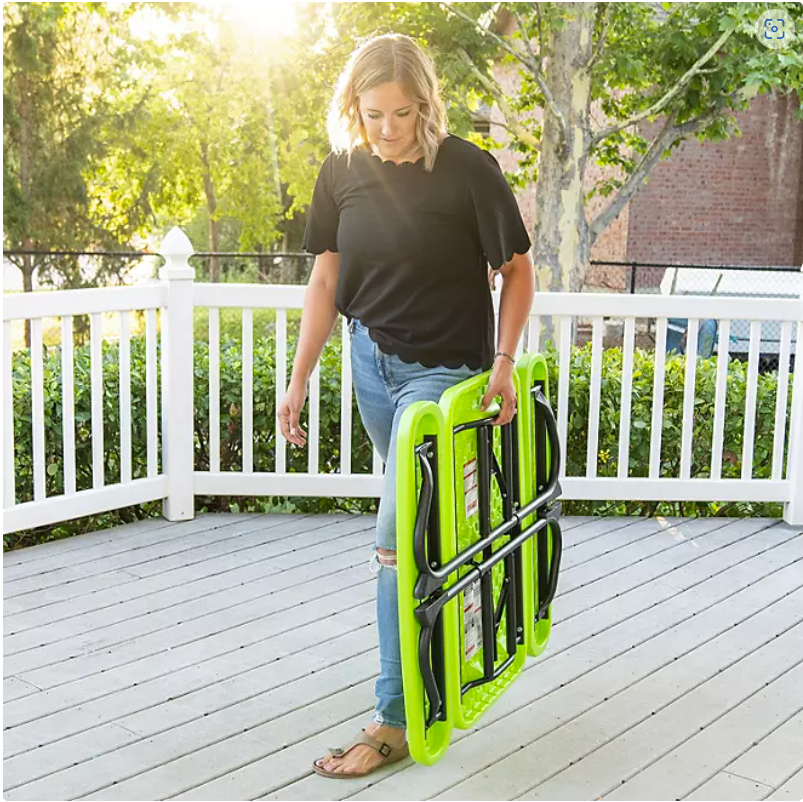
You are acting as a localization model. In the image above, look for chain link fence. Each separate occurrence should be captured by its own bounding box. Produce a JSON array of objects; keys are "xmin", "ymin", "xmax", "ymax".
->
[
  {"xmin": 583, "ymin": 260, "xmax": 801, "ymax": 372},
  {"xmin": 187, "ymin": 253, "xmax": 315, "ymax": 285}
]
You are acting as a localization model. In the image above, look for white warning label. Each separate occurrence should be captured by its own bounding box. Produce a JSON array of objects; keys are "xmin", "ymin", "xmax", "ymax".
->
[
  {"xmin": 463, "ymin": 580, "xmax": 483, "ymax": 660},
  {"xmin": 464, "ymin": 458, "xmax": 478, "ymax": 519}
]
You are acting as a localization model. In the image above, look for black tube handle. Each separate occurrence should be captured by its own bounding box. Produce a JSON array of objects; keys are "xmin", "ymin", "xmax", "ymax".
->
[
  {"xmin": 412, "ymin": 443, "xmax": 435, "ymax": 577},
  {"xmin": 417, "ymin": 619, "xmax": 444, "ymax": 728},
  {"xmin": 536, "ymin": 516, "xmax": 563, "ymax": 620},
  {"xmin": 532, "ymin": 387, "xmax": 562, "ymax": 500}
]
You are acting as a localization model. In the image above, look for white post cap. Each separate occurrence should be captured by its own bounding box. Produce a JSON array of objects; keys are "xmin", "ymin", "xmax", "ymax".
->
[{"xmin": 158, "ymin": 226, "xmax": 196, "ymax": 280}]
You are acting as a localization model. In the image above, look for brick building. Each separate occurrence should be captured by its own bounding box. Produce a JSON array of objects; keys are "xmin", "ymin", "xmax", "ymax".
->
[{"xmin": 626, "ymin": 90, "xmax": 803, "ymax": 269}]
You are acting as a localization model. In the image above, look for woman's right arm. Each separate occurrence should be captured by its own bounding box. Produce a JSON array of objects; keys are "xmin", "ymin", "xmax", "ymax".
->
[{"xmin": 277, "ymin": 250, "xmax": 340, "ymax": 446}]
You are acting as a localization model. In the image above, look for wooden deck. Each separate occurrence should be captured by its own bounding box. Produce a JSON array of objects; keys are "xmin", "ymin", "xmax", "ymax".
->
[{"xmin": 3, "ymin": 513, "xmax": 803, "ymax": 801}]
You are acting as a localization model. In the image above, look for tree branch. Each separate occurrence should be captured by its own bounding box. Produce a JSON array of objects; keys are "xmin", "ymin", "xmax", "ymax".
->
[
  {"xmin": 587, "ymin": 2, "xmax": 612, "ymax": 72},
  {"xmin": 440, "ymin": 1, "xmax": 566, "ymax": 139},
  {"xmin": 588, "ymin": 107, "xmax": 680, "ymax": 247},
  {"xmin": 590, "ymin": 25, "xmax": 736, "ymax": 147},
  {"xmin": 535, "ymin": 3, "xmax": 544, "ymax": 56},
  {"xmin": 674, "ymin": 87, "xmax": 746, "ymax": 136},
  {"xmin": 514, "ymin": 8, "xmax": 539, "ymax": 66},
  {"xmin": 439, "ymin": 1, "xmax": 531, "ymax": 72},
  {"xmin": 456, "ymin": 48, "xmax": 540, "ymax": 151}
]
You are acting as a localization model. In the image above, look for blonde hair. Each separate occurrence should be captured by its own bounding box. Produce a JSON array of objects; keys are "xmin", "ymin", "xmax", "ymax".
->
[{"xmin": 326, "ymin": 33, "xmax": 448, "ymax": 173}]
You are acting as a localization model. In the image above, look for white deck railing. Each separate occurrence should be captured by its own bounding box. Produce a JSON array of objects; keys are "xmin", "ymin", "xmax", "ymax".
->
[{"xmin": 4, "ymin": 227, "xmax": 803, "ymax": 534}]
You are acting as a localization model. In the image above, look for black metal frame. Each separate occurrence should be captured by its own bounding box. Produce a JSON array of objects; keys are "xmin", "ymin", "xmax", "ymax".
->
[{"xmin": 410, "ymin": 389, "xmax": 563, "ymax": 730}]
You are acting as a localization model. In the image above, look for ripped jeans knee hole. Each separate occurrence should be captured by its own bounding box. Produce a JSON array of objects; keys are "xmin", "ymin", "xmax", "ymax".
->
[{"xmin": 369, "ymin": 549, "xmax": 398, "ymax": 574}]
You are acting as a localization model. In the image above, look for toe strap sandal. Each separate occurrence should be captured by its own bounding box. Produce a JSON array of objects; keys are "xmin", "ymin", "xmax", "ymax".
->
[{"xmin": 312, "ymin": 729, "xmax": 410, "ymax": 779}]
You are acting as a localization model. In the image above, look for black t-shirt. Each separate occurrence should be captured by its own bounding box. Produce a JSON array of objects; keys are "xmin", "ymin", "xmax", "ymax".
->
[{"xmin": 301, "ymin": 133, "xmax": 531, "ymax": 370}]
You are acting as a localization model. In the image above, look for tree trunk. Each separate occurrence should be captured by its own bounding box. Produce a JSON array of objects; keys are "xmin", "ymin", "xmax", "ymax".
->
[
  {"xmin": 21, "ymin": 250, "xmax": 33, "ymax": 348},
  {"xmin": 200, "ymin": 140, "xmax": 220, "ymax": 282},
  {"xmin": 265, "ymin": 66, "xmax": 283, "ymax": 229},
  {"xmin": 19, "ymin": 71, "xmax": 33, "ymax": 346},
  {"xmin": 533, "ymin": 3, "xmax": 595, "ymax": 344},
  {"xmin": 207, "ymin": 216, "xmax": 220, "ymax": 283}
]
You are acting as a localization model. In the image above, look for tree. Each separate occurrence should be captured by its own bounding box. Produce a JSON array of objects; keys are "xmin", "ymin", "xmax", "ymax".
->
[
  {"xmin": 2, "ymin": 2, "xmax": 156, "ymax": 304},
  {"xmin": 110, "ymin": 5, "xmax": 295, "ymax": 281}
]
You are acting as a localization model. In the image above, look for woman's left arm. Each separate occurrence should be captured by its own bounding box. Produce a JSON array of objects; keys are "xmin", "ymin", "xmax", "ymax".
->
[{"xmin": 481, "ymin": 250, "xmax": 535, "ymax": 426}]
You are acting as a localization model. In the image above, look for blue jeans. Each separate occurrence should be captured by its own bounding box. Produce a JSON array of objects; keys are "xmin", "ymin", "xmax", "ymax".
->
[{"xmin": 349, "ymin": 318, "xmax": 481, "ymax": 728}]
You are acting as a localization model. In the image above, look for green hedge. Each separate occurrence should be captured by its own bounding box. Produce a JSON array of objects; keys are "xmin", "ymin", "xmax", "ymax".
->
[
  {"xmin": 545, "ymin": 342, "xmax": 792, "ymax": 518},
  {"xmin": 7, "ymin": 335, "xmax": 791, "ymax": 549}
]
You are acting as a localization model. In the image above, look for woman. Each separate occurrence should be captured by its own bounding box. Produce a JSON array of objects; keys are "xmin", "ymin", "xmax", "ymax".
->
[{"xmin": 277, "ymin": 32, "xmax": 535, "ymax": 779}]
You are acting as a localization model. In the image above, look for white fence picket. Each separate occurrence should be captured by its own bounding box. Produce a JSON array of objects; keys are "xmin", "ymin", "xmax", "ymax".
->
[
  {"xmin": 528, "ymin": 315, "xmax": 541, "ymax": 354},
  {"xmin": 4, "ymin": 321, "xmax": 15, "ymax": 506},
  {"xmin": 275, "ymin": 309, "xmax": 287, "ymax": 474},
  {"xmin": 649, "ymin": 318, "xmax": 668, "ymax": 479},
  {"xmin": 146, "ymin": 308, "xmax": 158, "ymax": 478},
  {"xmin": 208, "ymin": 308, "xmax": 220, "ymax": 472},
  {"xmin": 340, "ymin": 317, "xmax": 353, "ymax": 476},
  {"xmin": 773, "ymin": 321, "xmax": 793, "ymax": 481},
  {"xmin": 680, "ymin": 318, "xmax": 699, "ymax": 480},
  {"xmin": 31, "ymin": 319, "xmax": 46, "ymax": 501},
  {"xmin": 586, "ymin": 317, "xmax": 603, "ymax": 478},
  {"xmin": 557, "ymin": 316, "xmax": 571, "ymax": 480},
  {"xmin": 119, "ymin": 312, "xmax": 132, "ymax": 484},
  {"xmin": 61, "ymin": 316, "xmax": 76, "ymax": 496},
  {"xmin": 160, "ymin": 306, "xmax": 167, "ymax": 478},
  {"xmin": 617, "ymin": 317, "xmax": 636, "ymax": 479},
  {"xmin": 784, "ymin": 321, "xmax": 803, "ymax": 523},
  {"xmin": 711, "ymin": 319, "xmax": 730, "ymax": 480},
  {"xmin": 742, "ymin": 320, "xmax": 762, "ymax": 480},
  {"xmin": 89, "ymin": 313, "xmax": 104, "ymax": 489},
  {"xmin": 308, "ymin": 362, "xmax": 320, "ymax": 475},
  {"xmin": 515, "ymin": 328, "xmax": 525, "ymax": 359},
  {"xmin": 242, "ymin": 308, "xmax": 253, "ymax": 474}
]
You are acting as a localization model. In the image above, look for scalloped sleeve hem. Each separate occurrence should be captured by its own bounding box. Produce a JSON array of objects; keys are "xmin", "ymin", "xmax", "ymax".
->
[
  {"xmin": 466, "ymin": 149, "xmax": 531, "ymax": 271},
  {"xmin": 301, "ymin": 152, "xmax": 340, "ymax": 255}
]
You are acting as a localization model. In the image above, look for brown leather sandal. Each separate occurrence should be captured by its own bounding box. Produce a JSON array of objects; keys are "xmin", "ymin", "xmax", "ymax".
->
[{"xmin": 312, "ymin": 729, "xmax": 409, "ymax": 779}]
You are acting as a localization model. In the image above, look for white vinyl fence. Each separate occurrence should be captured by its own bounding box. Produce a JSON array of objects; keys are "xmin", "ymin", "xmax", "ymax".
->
[{"xmin": 4, "ymin": 227, "xmax": 803, "ymax": 534}]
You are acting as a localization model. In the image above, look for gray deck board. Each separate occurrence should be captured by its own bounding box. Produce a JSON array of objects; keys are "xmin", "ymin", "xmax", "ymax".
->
[
  {"xmin": 4, "ymin": 513, "xmax": 802, "ymax": 801},
  {"xmin": 768, "ymin": 768, "xmax": 803, "ymax": 800}
]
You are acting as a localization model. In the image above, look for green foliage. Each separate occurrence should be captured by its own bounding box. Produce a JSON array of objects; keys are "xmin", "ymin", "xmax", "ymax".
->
[
  {"xmin": 7, "ymin": 335, "xmax": 790, "ymax": 549},
  {"xmin": 192, "ymin": 327, "xmax": 376, "ymax": 510},
  {"xmin": 584, "ymin": 1, "xmax": 803, "ymax": 187},
  {"xmin": 6, "ymin": 331, "xmax": 377, "ymax": 549},
  {"xmin": 11, "ymin": 335, "xmax": 163, "ymax": 505},
  {"xmin": 3, "ymin": 3, "xmax": 156, "ymax": 288}
]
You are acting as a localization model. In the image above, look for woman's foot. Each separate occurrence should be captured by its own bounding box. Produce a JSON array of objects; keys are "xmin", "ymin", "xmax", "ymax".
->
[{"xmin": 314, "ymin": 722, "xmax": 407, "ymax": 777}]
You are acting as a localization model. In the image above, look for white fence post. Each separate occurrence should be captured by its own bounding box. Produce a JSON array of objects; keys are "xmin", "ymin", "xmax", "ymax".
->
[
  {"xmin": 783, "ymin": 318, "xmax": 803, "ymax": 525},
  {"xmin": 158, "ymin": 227, "xmax": 196, "ymax": 521}
]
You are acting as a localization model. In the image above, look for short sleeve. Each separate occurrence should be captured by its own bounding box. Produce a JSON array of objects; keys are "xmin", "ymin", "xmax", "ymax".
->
[
  {"xmin": 302, "ymin": 152, "xmax": 340, "ymax": 254},
  {"xmin": 465, "ymin": 149, "xmax": 531, "ymax": 270}
]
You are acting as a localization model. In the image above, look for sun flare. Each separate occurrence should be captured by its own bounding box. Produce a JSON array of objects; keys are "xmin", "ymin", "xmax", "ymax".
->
[
  {"xmin": 207, "ymin": 0, "xmax": 300, "ymax": 39},
  {"xmin": 126, "ymin": 1, "xmax": 300, "ymax": 45}
]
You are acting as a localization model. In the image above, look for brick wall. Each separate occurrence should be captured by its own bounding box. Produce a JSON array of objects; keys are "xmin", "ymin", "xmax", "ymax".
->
[{"xmin": 626, "ymin": 90, "xmax": 803, "ymax": 269}]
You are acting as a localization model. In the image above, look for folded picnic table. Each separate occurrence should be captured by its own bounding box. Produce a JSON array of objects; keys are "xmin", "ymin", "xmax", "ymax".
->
[{"xmin": 397, "ymin": 352, "xmax": 564, "ymax": 764}]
